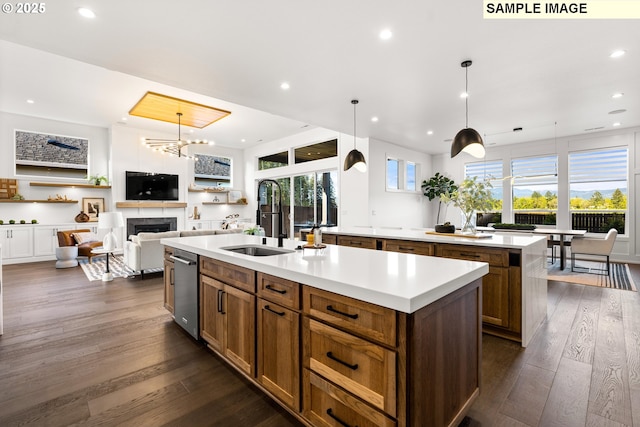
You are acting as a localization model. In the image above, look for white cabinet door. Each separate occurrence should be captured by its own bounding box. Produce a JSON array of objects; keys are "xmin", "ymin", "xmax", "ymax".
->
[
  {"xmin": 33, "ymin": 225, "xmax": 77, "ymax": 257},
  {"xmin": 3, "ymin": 227, "xmax": 34, "ymax": 259}
]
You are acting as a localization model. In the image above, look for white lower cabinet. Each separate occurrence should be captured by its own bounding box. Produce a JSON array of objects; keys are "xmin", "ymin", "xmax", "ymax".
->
[
  {"xmin": 33, "ymin": 225, "xmax": 78, "ymax": 257},
  {"xmin": 1, "ymin": 227, "xmax": 34, "ymax": 259}
]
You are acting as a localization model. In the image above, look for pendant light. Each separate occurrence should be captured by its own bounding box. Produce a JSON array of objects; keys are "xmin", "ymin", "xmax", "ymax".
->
[
  {"xmin": 451, "ymin": 60, "xmax": 485, "ymax": 158},
  {"xmin": 343, "ymin": 99, "xmax": 367, "ymax": 172}
]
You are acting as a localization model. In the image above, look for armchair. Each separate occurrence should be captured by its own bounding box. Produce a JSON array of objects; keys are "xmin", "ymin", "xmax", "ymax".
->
[
  {"xmin": 571, "ymin": 228, "xmax": 618, "ymax": 275},
  {"xmin": 57, "ymin": 229, "xmax": 103, "ymax": 263}
]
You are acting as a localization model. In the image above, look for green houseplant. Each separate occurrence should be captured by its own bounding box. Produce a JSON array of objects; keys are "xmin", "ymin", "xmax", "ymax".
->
[
  {"xmin": 441, "ymin": 177, "xmax": 494, "ymax": 234},
  {"xmin": 422, "ymin": 173, "xmax": 458, "ymax": 224},
  {"xmin": 89, "ymin": 174, "xmax": 108, "ymax": 186}
]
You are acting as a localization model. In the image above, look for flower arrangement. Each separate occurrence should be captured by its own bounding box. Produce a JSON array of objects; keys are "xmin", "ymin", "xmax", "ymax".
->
[{"xmin": 441, "ymin": 177, "xmax": 494, "ymax": 233}]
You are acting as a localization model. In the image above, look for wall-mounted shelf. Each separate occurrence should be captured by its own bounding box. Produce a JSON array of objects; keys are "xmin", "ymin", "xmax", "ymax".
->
[
  {"xmin": 202, "ymin": 202, "xmax": 248, "ymax": 206},
  {"xmin": 30, "ymin": 182, "xmax": 112, "ymax": 189},
  {"xmin": 188, "ymin": 189, "xmax": 229, "ymax": 193},
  {"xmin": 0, "ymin": 199, "xmax": 78, "ymax": 203},
  {"xmin": 116, "ymin": 201, "xmax": 187, "ymax": 208}
]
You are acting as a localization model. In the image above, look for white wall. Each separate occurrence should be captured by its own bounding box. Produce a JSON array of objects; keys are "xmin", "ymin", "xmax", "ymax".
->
[
  {"xmin": 0, "ymin": 111, "xmax": 109, "ymax": 224},
  {"xmin": 368, "ymin": 138, "xmax": 432, "ymax": 228}
]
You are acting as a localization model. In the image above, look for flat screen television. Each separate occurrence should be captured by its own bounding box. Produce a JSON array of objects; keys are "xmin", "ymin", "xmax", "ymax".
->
[{"xmin": 125, "ymin": 171, "xmax": 179, "ymax": 201}]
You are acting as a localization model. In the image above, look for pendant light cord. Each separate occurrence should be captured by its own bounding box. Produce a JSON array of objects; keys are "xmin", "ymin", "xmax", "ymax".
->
[
  {"xmin": 352, "ymin": 99, "xmax": 358, "ymax": 149},
  {"xmin": 465, "ymin": 66, "xmax": 469, "ymax": 128}
]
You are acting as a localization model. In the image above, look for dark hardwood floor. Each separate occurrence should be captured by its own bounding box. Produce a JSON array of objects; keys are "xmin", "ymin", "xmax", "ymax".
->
[{"xmin": 0, "ymin": 261, "xmax": 639, "ymax": 426}]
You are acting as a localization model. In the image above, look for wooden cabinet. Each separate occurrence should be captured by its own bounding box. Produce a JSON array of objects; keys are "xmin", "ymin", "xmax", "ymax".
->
[
  {"xmin": 383, "ymin": 239, "xmax": 434, "ymax": 256},
  {"xmin": 163, "ymin": 247, "xmax": 175, "ymax": 314},
  {"xmin": 337, "ymin": 235, "xmax": 378, "ymax": 250},
  {"xmin": 200, "ymin": 266, "xmax": 256, "ymax": 376}
]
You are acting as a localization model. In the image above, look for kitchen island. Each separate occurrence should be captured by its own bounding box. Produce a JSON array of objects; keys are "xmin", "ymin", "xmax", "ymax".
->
[
  {"xmin": 305, "ymin": 227, "xmax": 548, "ymax": 347},
  {"xmin": 162, "ymin": 233, "xmax": 488, "ymax": 427}
]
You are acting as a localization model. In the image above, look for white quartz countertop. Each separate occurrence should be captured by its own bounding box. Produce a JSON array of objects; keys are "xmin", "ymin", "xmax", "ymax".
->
[
  {"xmin": 319, "ymin": 226, "xmax": 547, "ymax": 249},
  {"xmin": 162, "ymin": 234, "xmax": 488, "ymax": 313}
]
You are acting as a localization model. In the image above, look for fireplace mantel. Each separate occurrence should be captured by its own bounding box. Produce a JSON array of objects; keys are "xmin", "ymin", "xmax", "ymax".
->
[{"xmin": 116, "ymin": 201, "xmax": 187, "ymax": 208}]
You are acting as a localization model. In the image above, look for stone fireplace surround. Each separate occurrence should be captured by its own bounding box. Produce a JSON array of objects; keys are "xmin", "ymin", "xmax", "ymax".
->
[{"xmin": 126, "ymin": 217, "xmax": 177, "ymax": 239}]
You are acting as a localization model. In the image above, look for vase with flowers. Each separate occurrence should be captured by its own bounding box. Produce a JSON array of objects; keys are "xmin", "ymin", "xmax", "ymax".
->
[{"xmin": 440, "ymin": 177, "xmax": 495, "ymax": 234}]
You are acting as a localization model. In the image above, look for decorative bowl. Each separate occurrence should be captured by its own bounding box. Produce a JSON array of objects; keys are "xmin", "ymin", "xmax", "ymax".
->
[{"xmin": 435, "ymin": 224, "xmax": 456, "ymax": 233}]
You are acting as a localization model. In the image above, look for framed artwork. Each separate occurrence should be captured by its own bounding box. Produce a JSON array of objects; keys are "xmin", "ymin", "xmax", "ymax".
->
[
  {"xmin": 82, "ymin": 197, "xmax": 105, "ymax": 222},
  {"xmin": 228, "ymin": 191, "xmax": 242, "ymax": 204}
]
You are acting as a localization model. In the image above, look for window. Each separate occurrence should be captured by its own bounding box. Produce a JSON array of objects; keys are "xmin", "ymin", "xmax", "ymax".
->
[
  {"xmin": 15, "ymin": 130, "xmax": 89, "ymax": 179},
  {"xmin": 386, "ymin": 157, "xmax": 419, "ymax": 192},
  {"xmin": 258, "ymin": 151, "xmax": 288, "ymax": 170},
  {"xmin": 194, "ymin": 154, "xmax": 232, "ymax": 187},
  {"xmin": 569, "ymin": 147, "xmax": 627, "ymax": 233},
  {"xmin": 465, "ymin": 160, "xmax": 503, "ymax": 225},
  {"xmin": 294, "ymin": 139, "xmax": 337, "ymax": 164},
  {"xmin": 511, "ymin": 155, "xmax": 558, "ymax": 225}
]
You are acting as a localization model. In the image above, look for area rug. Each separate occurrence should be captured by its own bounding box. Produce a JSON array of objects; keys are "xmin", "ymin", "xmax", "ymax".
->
[
  {"xmin": 547, "ymin": 261, "xmax": 637, "ymax": 291},
  {"xmin": 79, "ymin": 255, "xmax": 137, "ymax": 281}
]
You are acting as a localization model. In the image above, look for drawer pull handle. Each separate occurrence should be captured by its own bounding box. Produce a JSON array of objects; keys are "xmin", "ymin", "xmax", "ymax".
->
[
  {"xmin": 399, "ymin": 246, "xmax": 415, "ymax": 251},
  {"xmin": 264, "ymin": 305, "xmax": 285, "ymax": 316},
  {"xmin": 326, "ymin": 351, "xmax": 358, "ymax": 370},
  {"xmin": 459, "ymin": 252, "xmax": 480, "ymax": 258},
  {"xmin": 326, "ymin": 408, "xmax": 356, "ymax": 427},
  {"xmin": 326, "ymin": 305, "xmax": 358, "ymax": 319},
  {"xmin": 217, "ymin": 289, "xmax": 226, "ymax": 315},
  {"xmin": 265, "ymin": 284, "xmax": 287, "ymax": 294}
]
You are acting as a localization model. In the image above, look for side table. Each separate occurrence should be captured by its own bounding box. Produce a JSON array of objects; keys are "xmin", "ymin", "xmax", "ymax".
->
[{"xmin": 91, "ymin": 248, "xmax": 123, "ymax": 282}]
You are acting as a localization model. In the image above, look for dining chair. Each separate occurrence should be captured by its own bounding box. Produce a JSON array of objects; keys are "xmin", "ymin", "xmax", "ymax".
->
[{"xmin": 570, "ymin": 228, "xmax": 618, "ymax": 275}]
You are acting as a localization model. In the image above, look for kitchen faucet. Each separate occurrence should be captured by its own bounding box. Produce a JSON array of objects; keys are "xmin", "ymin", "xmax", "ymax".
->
[{"xmin": 256, "ymin": 179, "xmax": 286, "ymax": 247}]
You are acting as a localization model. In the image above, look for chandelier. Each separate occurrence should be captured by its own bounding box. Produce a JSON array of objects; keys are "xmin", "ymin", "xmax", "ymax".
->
[{"xmin": 143, "ymin": 112, "xmax": 213, "ymax": 160}]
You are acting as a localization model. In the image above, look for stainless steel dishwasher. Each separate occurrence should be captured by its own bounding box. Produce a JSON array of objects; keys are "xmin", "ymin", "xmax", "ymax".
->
[{"xmin": 170, "ymin": 248, "xmax": 199, "ymax": 339}]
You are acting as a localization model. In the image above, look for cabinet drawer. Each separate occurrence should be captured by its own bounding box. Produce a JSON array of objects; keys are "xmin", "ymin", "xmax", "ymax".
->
[
  {"xmin": 437, "ymin": 244, "xmax": 508, "ymax": 267},
  {"xmin": 200, "ymin": 257, "xmax": 256, "ymax": 293},
  {"xmin": 305, "ymin": 318, "xmax": 396, "ymax": 416},
  {"xmin": 303, "ymin": 370, "xmax": 396, "ymax": 427},
  {"xmin": 384, "ymin": 239, "xmax": 434, "ymax": 256},
  {"xmin": 337, "ymin": 235, "xmax": 377, "ymax": 249},
  {"xmin": 322, "ymin": 234, "xmax": 337, "ymax": 245},
  {"xmin": 303, "ymin": 286, "xmax": 396, "ymax": 347},
  {"xmin": 258, "ymin": 272, "xmax": 300, "ymax": 309}
]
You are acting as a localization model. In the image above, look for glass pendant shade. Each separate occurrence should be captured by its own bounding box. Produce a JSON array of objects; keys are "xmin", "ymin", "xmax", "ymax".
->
[
  {"xmin": 343, "ymin": 148, "xmax": 367, "ymax": 172},
  {"xmin": 451, "ymin": 128, "xmax": 486, "ymax": 158}
]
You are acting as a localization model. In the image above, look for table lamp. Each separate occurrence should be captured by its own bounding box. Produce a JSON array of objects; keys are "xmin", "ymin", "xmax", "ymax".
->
[{"xmin": 98, "ymin": 212, "xmax": 124, "ymax": 251}]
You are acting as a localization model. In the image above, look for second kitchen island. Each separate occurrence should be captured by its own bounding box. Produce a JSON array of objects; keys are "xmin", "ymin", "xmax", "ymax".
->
[{"xmin": 163, "ymin": 234, "xmax": 488, "ymax": 427}]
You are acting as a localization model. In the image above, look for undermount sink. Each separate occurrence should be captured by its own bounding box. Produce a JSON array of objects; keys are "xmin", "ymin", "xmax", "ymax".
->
[{"xmin": 220, "ymin": 245, "xmax": 294, "ymax": 257}]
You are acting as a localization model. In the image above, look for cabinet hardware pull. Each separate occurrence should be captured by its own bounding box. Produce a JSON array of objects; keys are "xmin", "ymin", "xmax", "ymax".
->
[
  {"xmin": 217, "ymin": 289, "xmax": 226, "ymax": 314},
  {"xmin": 265, "ymin": 284, "xmax": 287, "ymax": 294},
  {"xmin": 326, "ymin": 408, "xmax": 355, "ymax": 427},
  {"xmin": 170, "ymin": 268, "xmax": 174, "ymax": 286},
  {"xmin": 459, "ymin": 252, "xmax": 480, "ymax": 258},
  {"xmin": 399, "ymin": 246, "xmax": 414, "ymax": 251},
  {"xmin": 326, "ymin": 351, "xmax": 358, "ymax": 370},
  {"xmin": 326, "ymin": 305, "xmax": 358, "ymax": 319},
  {"xmin": 264, "ymin": 305, "xmax": 285, "ymax": 316}
]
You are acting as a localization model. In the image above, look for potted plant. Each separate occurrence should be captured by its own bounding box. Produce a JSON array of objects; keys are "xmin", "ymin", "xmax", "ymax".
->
[
  {"xmin": 89, "ymin": 174, "xmax": 108, "ymax": 186},
  {"xmin": 441, "ymin": 177, "xmax": 494, "ymax": 234},
  {"xmin": 422, "ymin": 173, "xmax": 458, "ymax": 225}
]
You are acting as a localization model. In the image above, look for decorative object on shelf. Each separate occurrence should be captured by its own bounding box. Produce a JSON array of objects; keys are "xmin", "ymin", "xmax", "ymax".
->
[
  {"xmin": 48, "ymin": 194, "xmax": 69, "ymax": 201},
  {"xmin": 451, "ymin": 60, "xmax": 485, "ymax": 159},
  {"xmin": 9, "ymin": 219, "xmax": 15, "ymax": 224},
  {"xmin": 0, "ymin": 178, "xmax": 18, "ymax": 199},
  {"xmin": 192, "ymin": 206, "xmax": 201, "ymax": 219},
  {"xmin": 211, "ymin": 194, "xmax": 225, "ymax": 204},
  {"xmin": 82, "ymin": 197, "xmax": 105, "ymax": 222},
  {"xmin": 222, "ymin": 213, "xmax": 240, "ymax": 229},
  {"xmin": 236, "ymin": 197, "xmax": 247, "ymax": 205},
  {"xmin": 75, "ymin": 211, "xmax": 90, "ymax": 223},
  {"xmin": 441, "ymin": 177, "xmax": 494, "ymax": 234},
  {"xmin": 228, "ymin": 190, "xmax": 243, "ymax": 204},
  {"xmin": 0, "ymin": 220, "xmax": 3, "ymax": 225},
  {"xmin": 19, "ymin": 220, "xmax": 26, "ymax": 224},
  {"xmin": 88, "ymin": 174, "xmax": 108, "ymax": 186},
  {"xmin": 344, "ymin": 99, "xmax": 367, "ymax": 172},
  {"xmin": 98, "ymin": 212, "xmax": 124, "ymax": 251},
  {"xmin": 422, "ymin": 172, "xmax": 458, "ymax": 225},
  {"xmin": 31, "ymin": 219, "xmax": 38, "ymax": 224},
  {"xmin": 435, "ymin": 222, "xmax": 456, "ymax": 233},
  {"xmin": 11, "ymin": 193, "xmax": 24, "ymax": 200}
]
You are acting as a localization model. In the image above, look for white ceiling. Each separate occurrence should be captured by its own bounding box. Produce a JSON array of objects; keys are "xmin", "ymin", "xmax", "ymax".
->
[{"xmin": 1, "ymin": 1, "xmax": 638, "ymax": 154}]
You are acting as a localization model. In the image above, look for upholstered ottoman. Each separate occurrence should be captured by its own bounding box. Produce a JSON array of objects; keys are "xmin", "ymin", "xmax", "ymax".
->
[{"xmin": 56, "ymin": 246, "xmax": 79, "ymax": 268}]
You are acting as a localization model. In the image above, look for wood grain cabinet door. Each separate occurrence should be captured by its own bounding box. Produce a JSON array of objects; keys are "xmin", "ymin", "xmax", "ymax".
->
[
  {"xmin": 482, "ymin": 266, "xmax": 510, "ymax": 328},
  {"xmin": 257, "ymin": 298, "xmax": 300, "ymax": 410},
  {"xmin": 224, "ymin": 284, "xmax": 256, "ymax": 377},
  {"xmin": 200, "ymin": 276, "xmax": 225, "ymax": 353},
  {"xmin": 163, "ymin": 260, "xmax": 174, "ymax": 314}
]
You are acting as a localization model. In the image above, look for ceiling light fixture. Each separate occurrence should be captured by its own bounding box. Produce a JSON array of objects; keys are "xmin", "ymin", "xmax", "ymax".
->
[
  {"xmin": 379, "ymin": 29, "xmax": 393, "ymax": 40},
  {"xmin": 144, "ymin": 112, "xmax": 212, "ymax": 160},
  {"xmin": 280, "ymin": 82, "xmax": 290, "ymax": 90},
  {"xmin": 613, "ymin": 122, "xmax": 621, "ymax": 127},
  {"xmin": 26, "ymin": 99, "xmax": 34, "ymax": 104},
  {"xmin": 343, "ymin": 99, "xmax": 367, "ymax": 172},
  {"xmin": 371, "ymin": 116, "xmax": 379, "ymax": 122},
  {"xmin": 451, "ymin": 60, "xmax": 485, "ymax": 158},
  {"xmin": 427, "ymin": 130, "xmax": 434, "ymax": 135},
  {"xmin": 612, "ymin": 92, "xmax": 624, "ymax": 99},
  {"xmin": 610, "ymin": 50, "xmax": 626, "ymax": 58},
  {"xmin": 77, "ymin": 7, "xmax": 96, "ymax": 18}
]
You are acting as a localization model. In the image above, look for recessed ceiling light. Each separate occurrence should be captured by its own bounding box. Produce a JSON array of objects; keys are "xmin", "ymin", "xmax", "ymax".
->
[
  {"xmin": 609, "ymin": 109, "xmax": 626, "ymax": 114},
  {"xmin": 371, "ymin": 116, "xmax": 379, "ymax": 122},
  {"xmin": 611, "ymin": 92, "xmax": 624, "ymax": 99},
  {"xmin": 427, "ymin": 130, "xmax": 434, "ymax": 135},
  {"xmin": 379, "ymin": 29, "xmax": 393, "ymax": 40},
  {"xmin": 610, "ymin": 50, "xmax": 626, "ymax": 58},
  {"xmin": 77, "ymin": 7, "xmax": 96, "ymax": 18},
  {"xmin": 280, "ymin": 82, "xmax": 290, "ymax": 90},
  {"xmin": 460, "ymin": 92, "xmax": 468, "ymax": 98},
  {"xmin": 121, "ymin": 117, "xmax": 127, "ymax": 121},
  {"xmin": 241, "ymin": 138, "xmax": 246, "ymax": 142},
  {"xmin": 613, "ymin": 122, "xmax": 621, "ymax": 127},
  {"xmin": 26, "ymin": 99, "xmax": 34, "ymax": 104}
]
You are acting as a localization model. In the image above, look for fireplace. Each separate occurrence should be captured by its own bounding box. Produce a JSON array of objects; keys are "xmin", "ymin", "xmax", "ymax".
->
[{"xmin": 127, "ymin": 217, "xmax": 177, "ymax": 238}]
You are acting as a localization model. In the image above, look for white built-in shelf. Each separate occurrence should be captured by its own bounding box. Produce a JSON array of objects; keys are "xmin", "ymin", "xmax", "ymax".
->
[
  {"xmin": 188, "ymin": 188, "xmax": 229, "ymax": 193},
  {"xmin": 116, "ymin": 201, "xmax": 188, "ymax": 208},
  {"xmin": 0, "ymin": 199, "xmax": 78, "ymax": 203},
  {"xmin": 202, "ymin": 201, "xmax": 248, "ymax": 205},
  {"xmin": 30, "ymin": 182, "xmax": 112, "ymax": 189}
]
